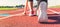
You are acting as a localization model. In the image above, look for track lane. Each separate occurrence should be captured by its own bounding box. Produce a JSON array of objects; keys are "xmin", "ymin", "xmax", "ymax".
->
[{"xmin": 0, "ymin": 8, "xmax": 60, "ymax": 27}]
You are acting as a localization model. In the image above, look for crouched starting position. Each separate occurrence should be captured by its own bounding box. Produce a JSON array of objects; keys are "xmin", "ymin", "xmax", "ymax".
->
[{"xmin": 23, "ymin": 0, "xmax": 48, "ymax": 23}]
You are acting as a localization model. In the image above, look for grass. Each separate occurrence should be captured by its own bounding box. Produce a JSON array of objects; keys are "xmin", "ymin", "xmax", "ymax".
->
[
  {"xmin": 49, "ymin": 5, "xmax": 60, "ymax": 8},
  {"xmin": 0, "ymin": 8, "xmax": 17, "ymax": 10},
  {"xmin": 0, "ymin": 5, "xmax": 60, "ymax": 10}
]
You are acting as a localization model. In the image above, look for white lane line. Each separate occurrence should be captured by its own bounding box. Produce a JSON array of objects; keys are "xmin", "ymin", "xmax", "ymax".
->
[
  {"xmin": 0, "ymin": 13, "xmax": 24, "ymax": 19},
  {"xmin": 0, "ymin": 10, "xmax": 29, "ymax": 20},
  {"xmin": 1, "ymin": 9, "xmax": 60, "ymax": 19},
  {"xmin": 48, "ymin": 9, "xmax": 60, "ymax": 14}
]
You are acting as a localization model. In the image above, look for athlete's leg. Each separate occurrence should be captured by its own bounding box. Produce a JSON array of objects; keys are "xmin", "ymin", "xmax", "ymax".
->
[
  {"xmin": 37, "ymin": 0, "xmax": 48, "ymax": 22},
  {"xmin": 36, "ymin": 0, "xmax": 41, "ymax": 16},
  {"xmin": 23, "ymin": 0, "xmax": 28, "ymax": 15},
  {"xmin": 28, "ymin": 0, "xmax": 34, "ymax": 16}
]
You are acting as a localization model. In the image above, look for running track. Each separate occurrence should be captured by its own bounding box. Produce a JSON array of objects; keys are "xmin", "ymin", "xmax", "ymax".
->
[{"xmin": 0, "ymin": 8, "xmax": 60, "ymax": 27}]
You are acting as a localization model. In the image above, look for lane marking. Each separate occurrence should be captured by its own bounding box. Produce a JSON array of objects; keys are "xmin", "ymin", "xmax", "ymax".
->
[
  {"xmin": 0, "ymin": 10, "xmax": 30, "ymax": 20},
  {"xmin": 0, "ymin": 8, "xmax": 60, "ymax": 20},
  {"xmin": 0, "ymin": 13, "xmax": 24, "ymax": 19},
  {"xmin": 48, "ymin": 9, "xmax": 60, "ymax": 14}
]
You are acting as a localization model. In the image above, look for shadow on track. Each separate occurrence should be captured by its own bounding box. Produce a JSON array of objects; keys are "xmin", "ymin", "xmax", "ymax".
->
[{"xmin": 40, "ymin": 14, "xmax": 60, "ymax": 24}]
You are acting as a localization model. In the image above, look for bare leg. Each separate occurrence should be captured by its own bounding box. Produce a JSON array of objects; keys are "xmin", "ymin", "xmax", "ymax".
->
[
  {"xmin": 28, "ymin": 0, "xmax": 34, "ymax": 16},
  {"xmin": 23, "ymin": 0, "xmax": 28, "ymax": 15},
  {"xmin": 36, "ymin": 0, "xmax": 41, "ymax": 16}
]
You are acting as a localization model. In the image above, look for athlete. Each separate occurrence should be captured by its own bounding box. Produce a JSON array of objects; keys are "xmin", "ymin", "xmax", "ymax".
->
[{"xmin": 22, "ymin": 0, "xmax": 48, "ymax": 23}]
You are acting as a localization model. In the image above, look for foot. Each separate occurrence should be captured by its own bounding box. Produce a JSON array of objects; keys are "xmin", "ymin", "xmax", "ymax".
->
[
  {"xmin": 38, "ymin": 18, "xmax": 48, "ymax": 23},
  {"xmin": 21, "ymin": 12, "xmax": 26, "ymax": 15},
  {"xmin": 28, "ymin": 14, "xmax": 36, "ymax": 16}
]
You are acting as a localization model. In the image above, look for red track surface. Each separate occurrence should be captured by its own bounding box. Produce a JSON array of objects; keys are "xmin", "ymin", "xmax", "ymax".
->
[{"xmin": 0, "ymin": 8, "xmax": 60, "ymax": 27}]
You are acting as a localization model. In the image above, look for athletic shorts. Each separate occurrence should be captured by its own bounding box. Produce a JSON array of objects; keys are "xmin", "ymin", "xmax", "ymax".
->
[
  {"xmin": 36, "ymin": 0, "xmax": 47, "ymax": 3},
  {"xmin": 28, "ymin": 0, "xmax": 33, "ymax": 2}
]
